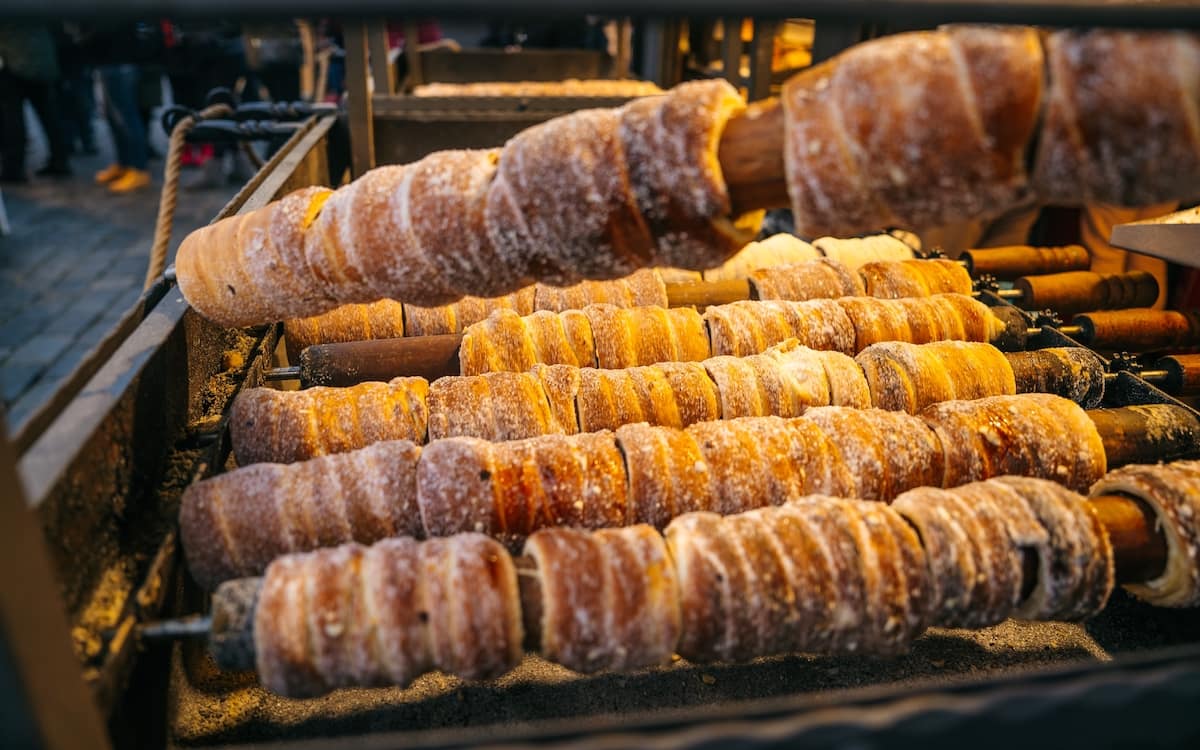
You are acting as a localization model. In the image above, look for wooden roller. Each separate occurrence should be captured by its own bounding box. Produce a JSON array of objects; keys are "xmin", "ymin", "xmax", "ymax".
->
[
  {"xmin": 1013, "ymin": 271, "xmax": 1159, "ymax": 317},
  {"xmin": 296, "ymin": 334, "xmax": 462, "ymax": 385},
  {"xmin": 663, "ymin": 278, "xmax": 753, "ymax": 309},
  {"xmin": 1087, "ymin": 404, "xmax": 1200, "ymax": 467},
  {"xmin": 1154, "ymin": 354, "xmax": 1200, "ymax": 396},
  {"xmin": 1006, "ymin": 347, "xmax": 1106, "ymax": 408},
  {"xmin": 964, "ymin": 245, "xmax": 1090, "ymax": 280},
  {"xmin": 1073, "ymin": 310, "xmax": 1200, "ymax": 352}
]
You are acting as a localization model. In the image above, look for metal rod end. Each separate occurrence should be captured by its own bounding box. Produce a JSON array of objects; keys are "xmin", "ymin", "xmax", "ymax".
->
[
  {"xmin": 265, "ymin": 366, "xmax": 303, "ymax": 382},
  {"xmin": 138, "ymin": 615, "xmax": 212, "ymax": 641}
]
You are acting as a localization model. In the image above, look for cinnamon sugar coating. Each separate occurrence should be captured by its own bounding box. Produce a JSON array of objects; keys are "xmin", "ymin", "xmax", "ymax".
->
[
  {"xmin": 180, "ymin": 440, "xmax": 422, "ymax": 589},
  {"xmin": 524, "ymin": 525, "xmax": 681, "ymax": 673},
  {"xmin": 1091, "ymin": 460, "xmax": 1200, "ymax": 607},
  {"xmin": 783, "ymin": 27, "xmax": 1042, "ymax": 237},
  {"xmin": 749, "ymin": 258, "xmax": 865, "ymax": 302},
  {"xmin": 856, "ymin": 340, "xmax": 1016, "ymax": 413},
  {"xmin": 229, "ymin": 378, "xmax": 429, "ymax": 465},
  {"xmin": 921, "ymin": 393, "xmax": 1107, "ymax": 491},
  {"xmin": 666, "ymin": 497, "xmax": 930, "ymax": 662},
  {"xmin": 417, "ymin": 432, "xmax": 628, "ymax": 548},
  {"xmin": 254, "ymin": 535, "xmax": 522, "ymax": 697}
]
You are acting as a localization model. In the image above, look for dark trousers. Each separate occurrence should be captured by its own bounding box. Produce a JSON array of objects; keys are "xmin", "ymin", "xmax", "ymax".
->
[
  {"xmin": 99, "ymin": 64, "xmax": 148, "ymax": 171},
  {"xmin": 0, "ymin": 70, "xmax": 70, "ymax": 178},
  {"xmin": 58, "ymin": 67, "xmax": 97, "ymax": 152}
]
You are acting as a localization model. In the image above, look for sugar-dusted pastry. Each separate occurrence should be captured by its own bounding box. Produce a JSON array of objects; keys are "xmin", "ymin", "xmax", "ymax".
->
[
  {"xmin": 426, "ymin": 370, "xmax": 565, "ymax": 442},
  {"xmin": 1090, "ymin": 460, "xmax": 1200, "ymax": 607},
  {"xmin": 229, "ymin": 377, "xmax": 429, "ymax": 465},
  {"xmin": 922, "ymin": 393, "xmax": 1107, "ymax": 492},
  {"xmin": 583, "ymin": 304, "xmax": 711, "ymax": 370},
  {"xmin": 665, "ymin": 497, "xmax": 930, "ymax": 662},
  {"xmin": 748, "ymin": 257, "xmax": 865, "ymax": 301},
  {"xmin": 416, "ymin": 432, "xmax": 629, "ymax": 547},
  {"xmin": 995, "ymin": 476, "xmax": 1114, "ymax": 620},
  {"xmin": 893, "ymin": 480, "xmax": 1045, "ymax": 627},
  {"xmin": 254, "ymin": 534, "xmax": 523, "ymax": 697},
  {"xmin": 180, "ymin": 440, "xmax": 423, "ymax": 589},
  {"xmin": 703, "ymin": 233, "xmax": 821, "ymax": 282},
  {"xmin": 801, "ymin": 406, "xmax": 944, "ymax": 500},
  {"xmin": 856, "ymin": 340, "xmax": 1016, "ymax": 413},
  {"xmin": 524, "ymin": 525, "xmax": 681, "ymax": 673},
  {"xmin": 858, "ymin": 258, "xmax": 973, "ymax": 298}
]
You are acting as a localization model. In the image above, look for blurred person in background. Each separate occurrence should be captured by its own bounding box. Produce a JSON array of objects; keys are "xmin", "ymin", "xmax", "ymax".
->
[
  {"xmin": 0, "ymin": 23, "xmax": 72, "ymax": 183},
  {"xmin": 83, "ymin": 21, "xmax": 165, "ymax": 193},
  {"xmin": 55, "ymin": 24, "xmax": 98, "ymax": 157}
]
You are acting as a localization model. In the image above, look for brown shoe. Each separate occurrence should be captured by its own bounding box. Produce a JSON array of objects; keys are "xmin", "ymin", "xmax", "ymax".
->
[
  {"xmin": 108, "ymin": 169, "xmax": 151, "ymax": 193},
  {"xmin": 95, "ymin": 163, "xmax": 126, "ymax": 184}
]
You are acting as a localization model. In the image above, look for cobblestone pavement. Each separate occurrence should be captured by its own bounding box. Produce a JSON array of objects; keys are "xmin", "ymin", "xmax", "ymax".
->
[{"xmin": 0, "ymin": 112, "xmax": 238, "ymax": 434}]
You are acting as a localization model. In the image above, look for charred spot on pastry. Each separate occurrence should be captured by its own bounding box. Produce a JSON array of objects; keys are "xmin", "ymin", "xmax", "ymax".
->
[
  {"xmin": 480, "ymin": 469, "xmax": 491, "ymax": 481},
  {"xmin": 227, "ymin": 284, "xmax": 236, "ymax": 296}
]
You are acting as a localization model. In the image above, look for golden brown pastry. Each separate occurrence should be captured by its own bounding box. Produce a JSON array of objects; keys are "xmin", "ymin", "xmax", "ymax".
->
[
  {"xmin": 524, "ymin": 525, "xmax": 681, "ymax": 673},
  {"xmin": 532, "ymin": 268, "xmax": 668, "ymax": 311},
  {"xmin": 283, "ymin": 299, "xmax": 405, "ymax": 361},
  {"xmin": 1090, "ymin": 460, "xmax": 1200, "ymax": 607},
  {"xmin": 254, "ymin": 534, "xmax": 523, "ymax": 697},
  {"xmin": 801, "ymin": 406, "xmax": 944, "ymax": 501},
  {"xmin": 703, "ymin": 341, "xmax": 856, "ymax": 419},
  {"xmin": 665, "ymin": 497, "xmax": 930, "ymax": 662},
  {"xmin": 704, "ymin": 298, "xmax": 857, "ymax": 357},
  {"xmin": 921, "ymin": 393, "xmax": 1107, "ymax": 492},
  {"xmin": 179, "ymin": 440, "xmax": 422, "ymax": 589},
  {"xmin": 856, "ymin": 340, "xmax": 1017, "ymax": 413},
  {"xmin": 615, "ymin": 423, "xmax": 719, "ymax": 529},
  {"xmin": 893, "ymin": 481, "xmax": 1046, "ymax": 627},
  {"xmin": 748, "ymin": 257, "xmax": 866, "ymax": 302},
  {"xmin": 458, "ymin": 308, "xmax": 596, "ymax": 375},
  {"xmin": 782, "ymin": 26, "xmax": 1043, "ymax": 237},
  {"xmin": 994, "ymin": 476, "xmax": 1114, "ymax": 620},
  {"xmin": 229, "ymin": 378, "xmax": 429, "ymax": 465},
  {"xmin": 620, "ymin": 80, "xmax": 762, "ymax": 269},
  {"xmin": 583, "ymin": 304, "xmax": 711, "ymax": 370},
  {"xmin": 703, "ymin": 233, "xmax": 821, "ymax": 282},
  {"xmin": 416, "ymin": 432, "xmax": 629, "ymax": 547},
  {"xmin": 813, "ymin": 235, "xmax": 916, "ymax": 269},
  {"xmin": 532, "ymin": 364, "xmax": 582, "ymax": 435},
  {"xmin": 858, "ymin": 259, "xmax": 973, "ymax": 299},
  {"xmin": 575, "ymin": 361, "xmax": 720, "ymax": 433},
  {"xmin": 403, "ymin": 287, "xmax": 536, "ymax": 337},
  {"xmin": 178, "ymin": 81, "xmax": 751, "ymax": 328},
  {"xmin": 426, "ymin": 371, "xmax": 565, "ymax": 442}
]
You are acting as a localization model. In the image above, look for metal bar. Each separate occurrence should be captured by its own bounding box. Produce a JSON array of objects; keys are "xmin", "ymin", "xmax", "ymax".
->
[
  {"xmin": 0, "ymin": 417, "xmax": 112, "ymax": 749},
  {"xmin": 344, "ymin": 21, "xmax": 376, "ymax": 178},
  {"xmin": 748, "ymin": 18, "xmax": 777, "ymax": 101},
  {"xmin": 721, "ymin": 18, "xmax": 743, "ymax": 89},
  {"xmin": 367, "ymin": 20, "xmax": 395, "ymax": 96}
]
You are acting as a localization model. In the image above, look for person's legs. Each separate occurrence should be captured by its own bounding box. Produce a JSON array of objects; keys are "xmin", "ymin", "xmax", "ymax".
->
[
  {"xmin": 24, "ymin": 77, "xmax": 72, "ymax": 174},
  {"xmin": 100, "ymin": 64, "xmax": 150, "ymax": 192},
  {"xmin": 101, "ymin": 64, "xmax": 148, "ymax": 170},
  {"xmin": 0, "ymin": 70, "xmax": 29, "ymax": 181}
]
